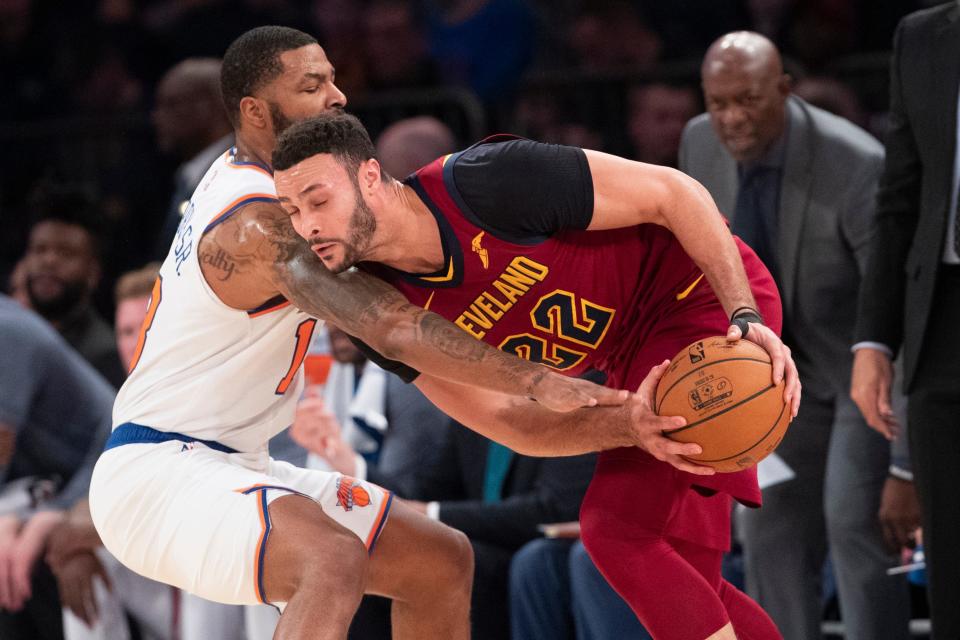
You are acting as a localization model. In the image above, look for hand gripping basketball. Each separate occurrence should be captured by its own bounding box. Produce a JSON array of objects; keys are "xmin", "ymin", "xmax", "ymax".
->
[
  {"xmin": 628, "ymin": 360, "xmax": 716, "ymax": 476},
  {"xmin": 726, "ymin": 319, "xmax": 801, "ymax": 418}
]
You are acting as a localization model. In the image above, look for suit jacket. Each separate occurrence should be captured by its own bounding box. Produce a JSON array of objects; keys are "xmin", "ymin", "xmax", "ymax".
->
[
  {"xmin": 423, "ymin": 423, "xmax": 596, "ymax": 551},
  {"xmin": 855, "ymin": 3, "xmax": 960, "ymax": 391},
  {"xmin": 681, "ymin": 96, "xmax": 884, "ymax": 399}
]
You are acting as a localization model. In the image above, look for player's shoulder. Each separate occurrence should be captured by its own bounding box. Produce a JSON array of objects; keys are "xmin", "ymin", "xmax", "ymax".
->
[
  {"xmin": 198, "ymin": 149, "xmax": 277, "ymax": 206},
  {"xmin": 454, "ymin": 136, "xmax": 563, "ymax": 168}
]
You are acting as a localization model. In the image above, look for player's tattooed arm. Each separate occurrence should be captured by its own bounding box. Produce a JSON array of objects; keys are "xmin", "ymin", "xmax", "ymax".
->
[
  {"xmin": 205, "ymin": 201, "xmax": 624, "ymax": 412},
  {"xmin": 414, "ymin": 369, "xmax": 711, "ymax": 474}
]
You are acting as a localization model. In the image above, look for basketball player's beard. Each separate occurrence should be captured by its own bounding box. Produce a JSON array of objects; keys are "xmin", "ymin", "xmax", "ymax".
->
[
  {"xmin": 313, "ymin": 189, "xmax": 377, "ymax": 274},
  {"xmin": 26, "ymin": 276, "xmax": 88, "ymax": 320},
  {"xmin": 269, "ymin": 102, "xmax": 345, "ymax": 136}
]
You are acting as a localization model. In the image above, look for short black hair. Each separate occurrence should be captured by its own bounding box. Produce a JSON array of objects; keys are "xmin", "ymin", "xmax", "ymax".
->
[
  {"xmin": 221, "ymin": 26, "xmax": 317, "ymax": 127},
  {"xmin": 273, "ymin": 113, "xmax": 381, "ymax": 179},
  {"xmin": 28, "ymin": 185, "xmax": 103, "ymax": 257}
]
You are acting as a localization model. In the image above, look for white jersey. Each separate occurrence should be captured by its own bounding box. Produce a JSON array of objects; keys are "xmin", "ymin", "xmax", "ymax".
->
[{"xmin": 113, "ymin": 150, "xmax": 318, "ymax": 453}]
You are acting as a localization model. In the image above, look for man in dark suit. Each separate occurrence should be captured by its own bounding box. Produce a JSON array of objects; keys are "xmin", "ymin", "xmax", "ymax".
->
[
  {"xmin": 851, "ymin": 5, "xmax": 960, "ymax": 638},
  {"xmin": 681, "ymin": 31, "xmax": 912, "ymax": 640}
]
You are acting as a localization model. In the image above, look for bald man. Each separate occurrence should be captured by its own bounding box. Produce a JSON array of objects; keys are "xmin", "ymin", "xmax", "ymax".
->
[
  {"xmin": 152, "ymin": 58, "xmax": 234, "ymax": 258},
  {"xmin": 680, "ymin": 32, "xmax": 913, "ymax": 640},
  {"xmin": 375, "ymin": 116, "xmax": 457, "ymax": 178}
]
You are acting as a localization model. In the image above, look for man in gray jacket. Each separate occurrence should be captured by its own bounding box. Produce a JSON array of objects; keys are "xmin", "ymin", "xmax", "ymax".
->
[{"xmin": 679, "ymin": 31, "xmax": 916, "ymax": 640}]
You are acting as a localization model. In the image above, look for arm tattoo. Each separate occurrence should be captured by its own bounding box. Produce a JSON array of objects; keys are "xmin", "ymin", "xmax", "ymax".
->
[{"xmin": 251, "ymin": 205, "xmax": 557, "ymax": 396}]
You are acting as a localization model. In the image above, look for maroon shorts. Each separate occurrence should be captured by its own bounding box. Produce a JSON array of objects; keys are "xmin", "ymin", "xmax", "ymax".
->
[{"xmin": 583, "ymin": 237, "xmax": 783, "ymax": 551}]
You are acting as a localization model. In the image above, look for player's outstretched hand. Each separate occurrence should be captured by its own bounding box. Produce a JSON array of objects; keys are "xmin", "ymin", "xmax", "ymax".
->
[
  {"xmin": 628, "ymin": 360, "xmax": 715, "ymax": 476},
  {"xmin": 531, "ymin": 371, "xmax": 628, "ymax": 412},
  {"xmin": 727, "ymin": 321, "xmax": 801, "ymax": 418}
]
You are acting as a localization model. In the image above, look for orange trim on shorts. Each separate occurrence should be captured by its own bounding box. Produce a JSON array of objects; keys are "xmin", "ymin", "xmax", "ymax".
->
[
  {"xmin": 364, "ymin": 491, "xmax": 394, "ymax": 550},
  {"xmin": 253, "ymin": 492, "xmax": 269, "ymax": 604}
]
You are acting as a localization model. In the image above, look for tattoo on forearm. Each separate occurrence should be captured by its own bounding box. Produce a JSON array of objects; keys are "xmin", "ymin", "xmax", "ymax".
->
[{"xmin": 251, "ymin": 204, "xmax": 552, "ymax": 393}]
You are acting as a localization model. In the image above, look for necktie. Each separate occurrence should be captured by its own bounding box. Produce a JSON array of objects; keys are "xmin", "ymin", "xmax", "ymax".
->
[
  {"xmin": 732, "ymin": 166, "xmax": 779, "ymax": 284},
  {"xmin": 482, "ymin": 441, "xmax": 514, "ymax": 503}
]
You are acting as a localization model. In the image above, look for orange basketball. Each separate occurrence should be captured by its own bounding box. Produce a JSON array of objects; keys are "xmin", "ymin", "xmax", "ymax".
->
[{"xmin": 654, "ymin": 336, "xmax": 790, "ymax": 473}]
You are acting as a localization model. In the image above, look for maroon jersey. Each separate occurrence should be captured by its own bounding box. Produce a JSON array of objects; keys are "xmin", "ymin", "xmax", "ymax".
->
[
  {"xmin": 362, "ymin": 139, "xmax": 784, "ymax": 532},
  {"xmin": 363, "ymin": 151, "xmax": 707, "ymax": 387}
]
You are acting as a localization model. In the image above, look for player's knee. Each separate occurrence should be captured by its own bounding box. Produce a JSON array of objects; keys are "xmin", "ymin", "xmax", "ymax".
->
[
  {"xmin": 264, "ymin": 499, "xmax": 368, "ymax": 602},
  {"xmin": 431, "ymin": 527, "xmax": 473, "ymax": 595}
]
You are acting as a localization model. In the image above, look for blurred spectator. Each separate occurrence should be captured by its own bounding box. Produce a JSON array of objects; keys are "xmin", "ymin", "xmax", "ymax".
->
[
  {"xmin": 851, "ymin": 5, "xmax": 960, "ymax": 637},
  {"xmin": 21, "ymin": 187, "xmax": 126, "ymax": 388},
  {"xmin": 375, "ymin": 116, "xmax": 457, "ymax": 178},
  {"xmin": 362, "ymin": 0, "xmax": 438, "ymax": 91},
  {"xmin": 511, "ymin": 536, "xmax": 650, "ymax": 640},
  {"xmin": 112, "ymin": 263, "xmax": 160, "ymax": 369},
  {"xmin": 151, "ymin": 57, "xmax": 233, "ymax": 258},
  {"xmin": 681, "ymin": 31, "xmax": 911, "ymax": 639},
  {"xmin": 566, "ymin": 0, "xmax": 661, "ymax": 73},
  {"xmin": 43, "ymin": 262, "xmax": 175, "ymax": 640},
  {"xmin": 626, "ymin": 82, "xmax": 700, "ymax": 167},
  {"xmin": 793, "ymin": 75, "xmax": 868, "ymax": 129},
  {"xmin": 425, "ymin": 0, "xmax": 536, "ymax": 104},
  {"xmin": 0, "ymin": 294, "xmax": 115, "ymax": 640}
]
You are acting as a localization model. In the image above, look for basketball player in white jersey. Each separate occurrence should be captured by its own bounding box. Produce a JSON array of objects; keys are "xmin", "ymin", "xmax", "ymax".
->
[{"xmin": 89, "ymin": 26, "xmax": 628, "ymax": 640}]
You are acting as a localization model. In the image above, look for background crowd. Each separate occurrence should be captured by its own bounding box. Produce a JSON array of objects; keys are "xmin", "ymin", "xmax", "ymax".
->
[{"xmin": 0, "ymin": 0, "xmax": 954, "ymax": 638}]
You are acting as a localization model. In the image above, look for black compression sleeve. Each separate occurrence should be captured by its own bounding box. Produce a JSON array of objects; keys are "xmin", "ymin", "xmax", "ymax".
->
[{"xmin": 451, "ymin": 139, "xmax": 594, "ymax": 240}]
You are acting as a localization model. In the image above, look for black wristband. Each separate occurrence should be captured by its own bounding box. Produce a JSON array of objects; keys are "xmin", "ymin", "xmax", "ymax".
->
[
  {"xmin": 730, "ymin": 308, "xmax": 762, "ymax": 339},
  {"xmin": 730, "ymin": 306, "xmax": 762, "ymax": 321}
]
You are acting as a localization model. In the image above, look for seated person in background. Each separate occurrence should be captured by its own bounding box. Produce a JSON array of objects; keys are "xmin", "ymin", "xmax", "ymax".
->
[
  {"xmin": 511, "ymin": 534, "xmax": 651, "ymax": 640},
  {"xmin": 0, "ymin": 293, "xmax": 115, "ymax": 640},
  {"xmin": 19, "ymin": 187, "xmax": 126, "ymax": 388}
]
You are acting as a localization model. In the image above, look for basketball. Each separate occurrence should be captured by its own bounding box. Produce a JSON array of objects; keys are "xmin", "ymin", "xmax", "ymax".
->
[{"xmin": 654, "ymin": 337, "xmax": 790, "ymax": 473}]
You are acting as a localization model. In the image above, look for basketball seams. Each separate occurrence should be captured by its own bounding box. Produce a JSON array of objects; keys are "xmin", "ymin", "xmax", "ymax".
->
[
  {"xmin": 654, "ymin": 356, "xmax": 773, "ymax": 415},
  {"xmin": 662, "ymin": 382, "xmax": 778, "ymax": 435},
  {"xmin": 681, "ymin": 395, "xmax": 788, "ymax": 464}
]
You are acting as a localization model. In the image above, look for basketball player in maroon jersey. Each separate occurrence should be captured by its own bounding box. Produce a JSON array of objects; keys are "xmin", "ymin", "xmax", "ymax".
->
[{"xmin": 272, "ymin": 113, "xmax": 801, "ymax": 640}]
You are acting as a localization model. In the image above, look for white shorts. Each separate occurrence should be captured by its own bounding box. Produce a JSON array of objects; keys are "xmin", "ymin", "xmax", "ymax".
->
[{"xmin": 89, "ymin": 435, "xmax": 392, "ymax": 607}]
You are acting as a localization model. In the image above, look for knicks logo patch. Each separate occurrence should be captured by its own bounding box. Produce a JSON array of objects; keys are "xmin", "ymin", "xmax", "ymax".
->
[
  {"xmin": 335, "ymin": 476, "xmax": 371, "ymax": 512},
  {"xmin": 472, "ymin": 232, "xmax": 489, "ymax": 270}
]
